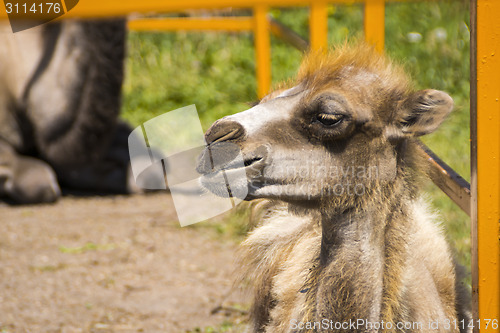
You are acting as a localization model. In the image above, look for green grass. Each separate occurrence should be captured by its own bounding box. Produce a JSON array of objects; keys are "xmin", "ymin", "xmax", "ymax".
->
[
  {"xmin": 122, "ymin": 1, "xmax": 471, "ymax": 269},
  {"xmin": 384, "ymin": 1, "xmax": 471, "ymax": 269}
]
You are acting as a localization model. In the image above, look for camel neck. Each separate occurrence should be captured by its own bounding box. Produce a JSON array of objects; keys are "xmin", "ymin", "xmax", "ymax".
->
[{"xmin": 309, "ymin": 188, "xmax": 412, "ymax": 327}]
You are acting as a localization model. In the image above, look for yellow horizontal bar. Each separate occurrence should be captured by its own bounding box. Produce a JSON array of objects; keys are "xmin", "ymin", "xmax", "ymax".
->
[
  {"xmin": 0, "ymin": 0, "xmax": 418, "ymax": 20},
  {"xmin": 128, "ymin": 17, "xmax": 253, "ymax": 32},
  {"xmin": 63, "ymin": 0, "xmax": 362, "ymax": 18}
]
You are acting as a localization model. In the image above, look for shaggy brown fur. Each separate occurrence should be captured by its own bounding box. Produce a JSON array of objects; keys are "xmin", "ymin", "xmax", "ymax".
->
[{"xmin": 199, "ymin": 44, "xmax": 470, "ymax": 333}]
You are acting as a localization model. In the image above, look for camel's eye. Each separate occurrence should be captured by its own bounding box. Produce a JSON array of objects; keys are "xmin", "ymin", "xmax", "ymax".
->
[
  {"xmin": 315, "ymin": 113, "xmax": 345, "ymax": 127},
  {"xmin": 299, "ymin": 93, "xmax": 354, "ymax": 140}
]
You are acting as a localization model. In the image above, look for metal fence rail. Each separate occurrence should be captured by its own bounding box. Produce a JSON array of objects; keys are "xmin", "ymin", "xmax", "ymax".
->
[{"xmin": 471, "ymin": 1, "xmax": 500, "ymax": 331}]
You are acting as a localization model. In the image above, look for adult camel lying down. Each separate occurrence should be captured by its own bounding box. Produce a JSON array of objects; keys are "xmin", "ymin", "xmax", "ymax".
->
[{"xmin": 0, "ymin": 20, "xmax": 135, "ymax": 204}]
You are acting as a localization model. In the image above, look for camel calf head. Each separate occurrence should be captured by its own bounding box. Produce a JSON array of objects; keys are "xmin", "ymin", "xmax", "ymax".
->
[{"xmin": 198, "ymin": 45, "xmax": 452, "ymax": 210}]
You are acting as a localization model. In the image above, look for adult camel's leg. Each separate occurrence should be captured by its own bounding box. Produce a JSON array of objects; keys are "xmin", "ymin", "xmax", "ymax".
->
[{"xmin": 0, "ymin": 139, "xmax": 60, "ymax": 204}]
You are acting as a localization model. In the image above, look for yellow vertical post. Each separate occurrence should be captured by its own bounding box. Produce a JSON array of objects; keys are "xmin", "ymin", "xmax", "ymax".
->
[
  {"xmin": 364, "ymin": 0, "xmax": 385, "ymax": 51},
  {"xmin": 472, "ymin": 0, "xmax": 500, "ymax": 331},
  {"xmin": 254, "ymin": 5, "xmax": 271, "ymax": 99},
  {"xmin": 309, "ymin": 1, "xmax": 328, "ymax": 50}
]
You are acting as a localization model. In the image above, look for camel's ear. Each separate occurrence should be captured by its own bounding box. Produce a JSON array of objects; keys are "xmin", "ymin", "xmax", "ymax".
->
[{"xmin": 387, "ymin": 89, "xmax": 453, "ymax": 138}]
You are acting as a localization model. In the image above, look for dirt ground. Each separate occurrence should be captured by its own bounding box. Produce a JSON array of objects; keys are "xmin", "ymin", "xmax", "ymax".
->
[{"xmin": 0, "ymin": 193, "xmax": 248, "ymax": 333}]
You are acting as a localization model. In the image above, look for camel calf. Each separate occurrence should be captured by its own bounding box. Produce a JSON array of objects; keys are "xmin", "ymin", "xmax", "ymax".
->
[{"xmin": 198, "ymin": 44, "xmax": 471, "ymax": 332}]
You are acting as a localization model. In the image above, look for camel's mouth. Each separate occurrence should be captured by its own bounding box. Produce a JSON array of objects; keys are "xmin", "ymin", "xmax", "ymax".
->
[
  {"xmin": 243, "ymin": 156, "xmax": 264, "ymax": 168},
  {"xmin": 197, "ymin": 144, "xmax": 267, "ymax": 199},
  {"xmin": 199, "ymin": 156, "xmax": 262, "ymax": 181}
]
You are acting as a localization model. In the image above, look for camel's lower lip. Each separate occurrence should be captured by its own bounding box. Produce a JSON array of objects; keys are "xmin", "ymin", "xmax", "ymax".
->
[
  {"xmin": 199, "ymin": 156, "xmax": 267, "ymax": 200},
  {"xmin": 199, "ymin": 167, "xmax": 250, "ymax": 199}
]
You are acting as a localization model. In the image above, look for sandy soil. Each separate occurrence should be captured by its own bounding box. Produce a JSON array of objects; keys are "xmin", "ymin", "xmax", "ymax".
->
[{"xmin": 0, "ymin": 193, "xmax": 247, "ymax": 333}]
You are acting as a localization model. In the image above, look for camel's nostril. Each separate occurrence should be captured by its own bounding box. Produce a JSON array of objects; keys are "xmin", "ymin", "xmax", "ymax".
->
[{"xmin": 205, "ymin": 119, "xmax": 245, "ymax": 145}]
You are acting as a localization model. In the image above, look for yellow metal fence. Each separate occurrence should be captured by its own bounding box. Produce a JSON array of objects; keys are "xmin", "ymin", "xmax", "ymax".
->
[
  {"xmin": 1, "ymin": 0, "xmax": 388, "ymax": 97},
  {"xmin": 125, "ymin": 0, "xmax": 384, "ymax": 98},
  {"xmin": 471, "ymin": 1, "xmax": 500, "ymax": 331}
]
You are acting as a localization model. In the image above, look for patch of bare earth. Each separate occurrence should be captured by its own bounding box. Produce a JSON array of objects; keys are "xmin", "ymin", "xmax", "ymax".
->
[{"xmin": 0, "ymin": 193, "xmax": 247, "ymax": 332}]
